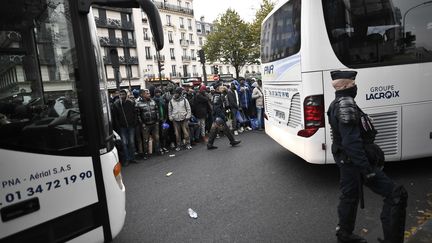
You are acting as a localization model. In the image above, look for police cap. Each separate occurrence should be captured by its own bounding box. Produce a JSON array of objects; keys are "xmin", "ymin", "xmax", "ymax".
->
[{"xmin": 330, "ymin": 70, "xmax": 357, "ymax": 80}]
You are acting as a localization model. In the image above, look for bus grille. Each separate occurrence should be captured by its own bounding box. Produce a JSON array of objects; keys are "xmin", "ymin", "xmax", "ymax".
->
[
  {"xmin": 369, "ymin": 111, "xmax": 399, "ymax": 156},
  {"xmin": 287, "ymin": 93, "xmax": 301, "ymax": 128}
]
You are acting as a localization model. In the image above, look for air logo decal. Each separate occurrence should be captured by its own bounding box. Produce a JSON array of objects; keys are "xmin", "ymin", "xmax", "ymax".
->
[{"xmin": 366, "ymin": 85, "xmax": 400, "ymax": 100}]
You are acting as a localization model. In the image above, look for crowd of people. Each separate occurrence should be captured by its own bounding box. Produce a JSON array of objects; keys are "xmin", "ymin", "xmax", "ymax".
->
[{"xmin": 110, "ymin": 77, "xmax": 265, "ymax": 166}]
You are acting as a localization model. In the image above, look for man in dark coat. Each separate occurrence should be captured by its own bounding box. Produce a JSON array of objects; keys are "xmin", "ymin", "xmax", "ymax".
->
[
  {"xmin": 193, "ymin": 85, "xmax": 212, "ymax": 141},
  {"xmin": 112, "ymin": 90, "xmax": 138, "ymax": 165},
  {"xmin": 327, "ymin": 70, "xmax": 407, "ymax": 243}
]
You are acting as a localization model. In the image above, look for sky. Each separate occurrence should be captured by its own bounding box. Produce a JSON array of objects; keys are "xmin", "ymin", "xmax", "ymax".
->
[{"xmin": 193, "ymin": 0, "xmax": 268, "ymax": 23}]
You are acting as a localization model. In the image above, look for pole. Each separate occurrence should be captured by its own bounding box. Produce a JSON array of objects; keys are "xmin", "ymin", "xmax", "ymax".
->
[
  {"xmin": 202, "ymin": 63, "xmax": 207, "ymax": 86},
  {"xmin": 127, "ymin": 64, "xmax": 131, "ymax": 91},
  {"xmin": 157, "ymin": 51, "xmax": 162, "ymax": 88}
]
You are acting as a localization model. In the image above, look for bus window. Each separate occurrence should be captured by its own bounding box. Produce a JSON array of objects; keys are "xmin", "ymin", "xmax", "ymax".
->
[
  {"xmin": 323, "ymin": 0, "xmax": 432, "ymax": 68},
  {"xmin": 0, "ymin": 0, "xmax": 85, "ymax": 155},
  {"xmin": 260, "ymin": 0, "xmax": 301, "ymax": 63}
]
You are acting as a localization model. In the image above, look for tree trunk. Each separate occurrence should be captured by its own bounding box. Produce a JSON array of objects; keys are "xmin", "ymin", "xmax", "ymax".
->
[{"xmin": 235, "ymin": 65, "xmax": 240, "ymax": 80}]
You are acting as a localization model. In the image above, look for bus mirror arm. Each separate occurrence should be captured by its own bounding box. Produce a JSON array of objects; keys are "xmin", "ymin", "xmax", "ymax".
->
[{"xmin": 78, "ymin": 0, "xmax": 164, "ymax": 51}]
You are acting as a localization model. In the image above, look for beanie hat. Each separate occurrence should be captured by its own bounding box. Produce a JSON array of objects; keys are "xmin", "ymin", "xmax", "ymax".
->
[
  {"xmin": 175, "ymin": 87, "xmax": 183, "ymax": 94},
  {"xmin": 154, "ymin": 88, "xmax": 162, "ymax": 94},
  {"xmin": 199, "ymin": 85, "xmax": 207, "ymax": 92},
  {"xmin": 330, "ymin": 70, "xmax": 357, "ymax": 91}
]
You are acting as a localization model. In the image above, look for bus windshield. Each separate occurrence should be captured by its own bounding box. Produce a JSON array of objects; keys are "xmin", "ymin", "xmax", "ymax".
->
[
  {"xmin": 0, "ymin": 0, "xmax": 85, "ymax": 155},
  {"xmin": 322, "ymin": 0, "xmax": 432, "ymax": 68}
]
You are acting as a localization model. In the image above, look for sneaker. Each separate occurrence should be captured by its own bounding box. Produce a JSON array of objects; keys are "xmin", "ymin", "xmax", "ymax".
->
[
  {"xmin": 186, "ymin": 145, "xmax": 192, "ymax": 150},
  {"xmin": 246, "ymin": 126, "xmax": 252, "ymax": 131},
  {"xmin": 207, "ymin": 144, "xmax": 218, "ymax": 150},
  {"xmin": 234, "ymin": 130, "xmax": 239, "ymax": 136},
  {"xmin": 170, "ymin": 142, "xmax": 176, "ymax": 149},
  {"xmin": 230, "ymin": 140, "xmax": 241, "ymax": 146},
  {"xmin": 175, "ymin": 147, "xmax": 181, "ymax": 151},
  {"xmin": 238, "ymin": 127, "xmax": 244, "ymax": 133},
  {"xmin": 216, "ymin": 134, "xmax": 220, "ymax": 139},
  {"xmin": 163, "ymin": 147, "xmax": 169, "ymax": 153}
]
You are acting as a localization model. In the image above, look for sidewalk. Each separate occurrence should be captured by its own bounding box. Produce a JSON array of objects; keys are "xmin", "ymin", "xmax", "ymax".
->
[{"xmin": 406, "ymin": 219, "xmax": 432, "ymax": 243}]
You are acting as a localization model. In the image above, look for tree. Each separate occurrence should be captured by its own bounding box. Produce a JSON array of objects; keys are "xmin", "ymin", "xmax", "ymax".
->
[
  {"xmin": 203, "ymin": 2, "xmax": 275, "ymax": 79},
  {"xmin": 250, "ymin": 0, "xmax": 276, "ymax": 62},
  {"xmin": 203, "ymin": 9, "xmax": 255, "ymax": 79}
]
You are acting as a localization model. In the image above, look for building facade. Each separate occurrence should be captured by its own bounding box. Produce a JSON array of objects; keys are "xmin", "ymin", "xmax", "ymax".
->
[{"xmin": 94, "ymin": 0, "xmax": 261, "ymax": 90}]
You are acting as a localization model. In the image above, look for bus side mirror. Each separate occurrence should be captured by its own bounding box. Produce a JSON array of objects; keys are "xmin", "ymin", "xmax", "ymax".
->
[{"xmin": 78, "ymin": 0, "xmax": 164, "ymax": 51}]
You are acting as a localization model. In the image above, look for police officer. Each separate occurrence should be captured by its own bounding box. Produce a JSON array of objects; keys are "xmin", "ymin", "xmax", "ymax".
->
[
  {"xmin": 207, "ymin": 85, "xmax": 241, "ymax": 149},
  {"xmin": 327, "ymin": 70, "xmax": 407, "ymax": 243}
]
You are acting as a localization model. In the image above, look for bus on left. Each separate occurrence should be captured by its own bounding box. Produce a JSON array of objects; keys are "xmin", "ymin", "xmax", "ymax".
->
[{"xmin": 0, "ymin": 0, "xmax": 163, "ymax": 242}]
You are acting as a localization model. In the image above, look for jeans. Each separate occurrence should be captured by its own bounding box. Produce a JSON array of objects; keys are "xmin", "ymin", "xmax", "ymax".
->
[
  {"xmin": 256, "ymin": 107, "xmax": 263, "ymax": 129},
  {"xmin": 119, "ymin": 127, "xmax": 136, "ymax": 161}
]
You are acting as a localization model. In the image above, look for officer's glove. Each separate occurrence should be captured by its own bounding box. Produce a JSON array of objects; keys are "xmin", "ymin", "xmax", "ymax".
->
[{"xmin": 361, "ymin": 167, "xmax": 376, "ymax": 184}]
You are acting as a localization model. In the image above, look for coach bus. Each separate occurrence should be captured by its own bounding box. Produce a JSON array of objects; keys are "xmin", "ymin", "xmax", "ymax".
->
[
  {"xmin": 0, "ymin": 0, "xmax": 163, "ymax": 241},
  {"xmin": 260, "ymin": 0, "xmax": 432, "ymax": 164}
]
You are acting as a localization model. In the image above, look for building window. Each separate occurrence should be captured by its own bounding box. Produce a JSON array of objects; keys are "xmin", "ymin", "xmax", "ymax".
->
[
  {"xmin": 227, "ymin": 66, "xmax": 230, "ymax": 73},
  {"xmin": 199, "ymin": 37, "xmax": 203, "ymax": 46},
  {"xmin": 179, "ymin": 17, "xmax": 184, "ymax": 28},
  {"xmin": 181, "ymin": 32, "xmax": 186, "ymax": 40},
  {"xmin": 191, "ymin": 49, "xmax": 195, "ymax": 59},
  {"xmin": 170, "ymin": 48, "xmax": 175, "ymax": 60},
  {"xmin": 147, "ymin": 64, "xmax": 153, "ymax": 74},
  {"xmin": 189, "ymin": 33, "xmax": 193, "ymax": 43},
  {"xmin": 187, "ymin": 19, "xmax": 192, "ymax": 30},
  {"xmin": 171, "ymin": 65, "xmax": 176, "ymax": 76},
  {"xmin": 143, "ymin": 28, "xmax": 149, "ymax": 40},
  {"xmin": 166, "ymin": 15, "xmax": 171, "ymax": 26},
  {"xmin": 145, "ymin": 47, "xmax": 151, "ymax": 59},
  {"xmin": 168, "ymin": 31, "xmax": 173, "ymax": 43},
  {"xmin": 177, "ymin": 0, "xmax": 181, "ymax": 7},
  {"xmin": 186, "ymin": 2, "xmax": 190, "ymax": 9}
]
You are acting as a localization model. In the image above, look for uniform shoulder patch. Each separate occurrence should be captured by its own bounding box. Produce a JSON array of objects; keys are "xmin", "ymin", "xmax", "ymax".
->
[{"xmin": 336, "ymin": 96, "xmax": 358, "ymax": 124}]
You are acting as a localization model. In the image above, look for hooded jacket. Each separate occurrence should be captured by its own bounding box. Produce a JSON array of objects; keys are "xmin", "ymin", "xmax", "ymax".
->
[{"xmin": 168, "ymin": 95, "xmax": 191, "ymax": 121}]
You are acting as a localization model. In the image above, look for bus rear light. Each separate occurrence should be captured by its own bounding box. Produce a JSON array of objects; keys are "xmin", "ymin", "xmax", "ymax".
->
[
  {"xmin": 113, "ymin": 162, "xmax": 124, "ymax": 190},
  {"xmin": 298, "ymin": 95, "xmax": 325, "ymax": 138}
]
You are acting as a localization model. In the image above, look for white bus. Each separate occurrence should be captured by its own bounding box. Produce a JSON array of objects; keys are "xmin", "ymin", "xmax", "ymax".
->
[
  {"xmin": 0, "ymin": 0, "xmax": 163, "ymax": 241},
  {"xmin": 261, "ymin": 0, "xmax": 432, "ymax": 164}
]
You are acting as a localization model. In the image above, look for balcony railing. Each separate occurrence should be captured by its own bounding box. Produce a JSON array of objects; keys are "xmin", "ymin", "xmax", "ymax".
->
[
  {"xmin": 180, "ymin": 39, "xmax": 189, "ymax": 46},
  {"xmin": 145, "ymin": 55, "xmax": 153, "ymax": 60},
  {"xmin": 154, "ymin": 1, "xmax": 194, "ymax": 16},
  {"xmin": 181, "ymin": 56, "xmax": 191, "ymax": 62},
  {"xmin": 170, "ymin": 72, "xmax": 178, "ymax": 77},
  {"xmin": 193, "ymin": 72, "xmax": 199, "ymax": 77},
  {"xmin": 144, "ymin": 36, "xmax": 151, "ymax": 41},
  {"xmin": 94, "ymin": 17, "xmax": 134, "ymax": 30},
  {"xmin": 179, "ymin": 25, "xmax": 185, "ymax": 29},
  {"xmin": 99, "ymin": 37, "xmax": 136, "ymax": 47},
  {"xmin": 153, "ymin": 55, "xmax": 165, "ymax": 61},
  {"xmin": 168, "ymin": 39, "xmax": 174, "ymax": 44},
  {"xmin": 103, "ymin": 56, "xmax": 138, "ymax": 65},
  {"xmin": 191, "ymin": 57, "xmax": 197, "ymax": 61},
  {"xmin": 123, "ymin": 38, "xmax": 136, "ymax": 47}
]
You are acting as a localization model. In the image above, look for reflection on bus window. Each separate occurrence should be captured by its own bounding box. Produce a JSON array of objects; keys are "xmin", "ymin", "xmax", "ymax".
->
[
  {"xmin": 323, "ymin": 0, "xmax": 432, "ymax": 68},
  {"xmin": 261, "ymin": 0, "xmax": 301, "ymax": 63},
  {"xmin": 0, "ymin": 0, "xmax": 86, "ymax": 155}
]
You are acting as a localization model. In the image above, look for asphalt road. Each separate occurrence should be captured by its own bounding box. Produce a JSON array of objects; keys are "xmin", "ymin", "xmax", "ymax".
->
[{"xmin": 113, "ymin": 130, "xmax": 432, "ymax": 243}]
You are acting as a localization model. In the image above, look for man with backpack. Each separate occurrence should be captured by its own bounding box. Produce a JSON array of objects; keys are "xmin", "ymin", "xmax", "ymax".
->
[{"xmin": 168, "ymin": 87, "xmax": 192, "ymax": 151}]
